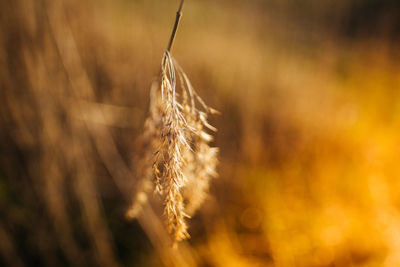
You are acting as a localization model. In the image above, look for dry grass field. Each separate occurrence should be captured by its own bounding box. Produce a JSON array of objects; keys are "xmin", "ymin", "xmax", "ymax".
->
[{"xmin": 1, "ymin": 0, "xmax": 400, "ymax": 266}]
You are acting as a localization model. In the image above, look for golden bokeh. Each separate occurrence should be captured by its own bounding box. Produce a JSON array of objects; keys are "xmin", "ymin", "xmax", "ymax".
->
[{"xmin": 1, "ymin": 0, "xmax": 400, "ymax": 266}]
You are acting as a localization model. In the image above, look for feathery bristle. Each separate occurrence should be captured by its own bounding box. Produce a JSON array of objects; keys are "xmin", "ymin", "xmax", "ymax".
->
[{"xmin": 127, "ymin": 51, "xmax": 218, "ymax": 244}]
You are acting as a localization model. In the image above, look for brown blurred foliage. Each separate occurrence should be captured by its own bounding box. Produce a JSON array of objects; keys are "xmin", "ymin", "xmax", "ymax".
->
[{"xmin": 1, "ymin": 0, "xmax": 400, "ymax": 266}]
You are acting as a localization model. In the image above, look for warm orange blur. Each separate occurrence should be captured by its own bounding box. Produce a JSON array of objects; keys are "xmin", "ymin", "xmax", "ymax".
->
[{"xmin": 1, "ymin": 0, "xmax": 400, "ymax": 266}]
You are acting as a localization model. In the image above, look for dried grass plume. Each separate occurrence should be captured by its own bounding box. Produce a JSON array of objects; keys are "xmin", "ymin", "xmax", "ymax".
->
[{"xmin": 126, "ymin": 2, "xmax": 218, "ymax": 244}]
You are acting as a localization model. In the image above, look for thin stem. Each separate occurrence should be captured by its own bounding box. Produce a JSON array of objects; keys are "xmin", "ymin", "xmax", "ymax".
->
[{"xmin": 166, "ymin": 0, "xmax": 184, "ymax": 52}]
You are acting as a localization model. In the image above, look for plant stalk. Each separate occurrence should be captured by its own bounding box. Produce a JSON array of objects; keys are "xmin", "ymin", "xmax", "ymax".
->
[{"xmin": 166, "ymin": 0, "xmax": 184, "ymax": 52}]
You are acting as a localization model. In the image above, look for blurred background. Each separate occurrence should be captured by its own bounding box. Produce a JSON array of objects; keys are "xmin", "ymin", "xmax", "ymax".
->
[{"xmin": 1, "ymin": 0, "xmax": 400, "ymax": 266}]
